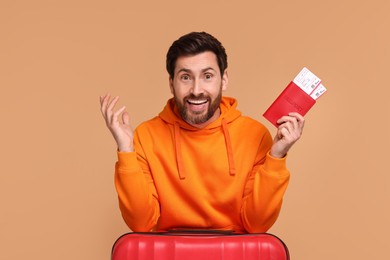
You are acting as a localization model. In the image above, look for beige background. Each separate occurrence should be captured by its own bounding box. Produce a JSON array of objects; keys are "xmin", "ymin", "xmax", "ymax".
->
[{"xmin": 1, "ymin": 0, "xmax": 389, "ymax": 259}]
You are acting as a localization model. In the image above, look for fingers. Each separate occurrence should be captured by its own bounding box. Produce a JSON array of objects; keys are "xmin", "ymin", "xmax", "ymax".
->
[
  {"xmin": 107, "ymin": 96, "xmax": 120, "ymax": 112},
  {"xmin": 289, "ymin": 112, "xmax": 305, "ymax": 133},
  {"xmin": 276, "ymin": 113, "xmax": 305, "ymax": 134},
  {"xmin": 275, "ymin": 113, "xmax": 305, "ymax": 143},
  {"xmin": 122, "ymin": 111, "xmax": 130, "ymax": 126},
  {"xmin": 100, "ymin": 94, "xmax": 111, "ymax": 117},
  {"xmin": 277, "ymin": 127, "xmax": 290, "ymax": 139},
  {"xmin": 100, "ymin": 94, "xmax": 125, "ymax": 126},
  {"xmin": 105, "ymin": 96, "xmax": 119, "ymax": 124},
  {"xmin": 112, "ymin": 106, "xmax": 127, "ymax": 125},
  {"xmin": 100, "ymin": 93, "xmax": 112, "ymax": 107},
  {"xmin": 99, "ymin": 94, "xmax": 134, "ymax": 152},
  {"xmin": 272, "ymin": 113, "xmax": 305, "ymax": 157}
]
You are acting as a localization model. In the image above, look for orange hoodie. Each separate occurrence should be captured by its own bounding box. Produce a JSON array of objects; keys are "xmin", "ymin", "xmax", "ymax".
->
[{"xmin": 115, "ymin": 97, "xmax": 290, "ymax": 233}]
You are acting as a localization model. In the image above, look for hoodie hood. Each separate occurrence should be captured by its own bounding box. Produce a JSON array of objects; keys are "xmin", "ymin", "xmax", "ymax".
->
[{"xmin": 159, "ymin": 97, "xmax": 241, "ymax": 179}]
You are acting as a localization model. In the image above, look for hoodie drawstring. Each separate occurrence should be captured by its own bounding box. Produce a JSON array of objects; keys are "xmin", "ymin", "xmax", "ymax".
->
[
  {"xmin": 222, "ymin": 118, "xmax": 236, "ymax": 176},
  {"xmin": 174, "ymin": 122, "xmax": 186, "ymax": 179}
]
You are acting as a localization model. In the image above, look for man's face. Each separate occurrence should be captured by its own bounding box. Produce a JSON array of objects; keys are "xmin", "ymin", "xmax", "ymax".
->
[{"xmin": 169, "ymin": 51, "xmax": 228, "ymax": 128}]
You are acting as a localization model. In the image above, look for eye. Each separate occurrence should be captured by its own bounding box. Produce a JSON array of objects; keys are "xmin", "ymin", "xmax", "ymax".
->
[
  {"xmin": 181, "ymin": 74, "xmax": 190, "ymax": 80},
  {"xmin": 205, "ymin": 73, "xmax": 213, "ymax": 80}
]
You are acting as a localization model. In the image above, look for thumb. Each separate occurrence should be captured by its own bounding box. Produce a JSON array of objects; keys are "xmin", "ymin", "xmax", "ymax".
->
[{"xmin": 122, "ymin": 111, "xmax": 131, "ymax": 126}]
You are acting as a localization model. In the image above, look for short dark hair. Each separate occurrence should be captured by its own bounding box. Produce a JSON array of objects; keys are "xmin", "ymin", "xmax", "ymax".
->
[{"xmin": 166, "ymin": 32, "xmax": 228, "ymax": 79}]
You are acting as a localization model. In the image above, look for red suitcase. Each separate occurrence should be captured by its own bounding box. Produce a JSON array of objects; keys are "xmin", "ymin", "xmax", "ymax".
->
[{"xmin": 111, "ymin": 232, "xmax": 290, "ymax": 260}]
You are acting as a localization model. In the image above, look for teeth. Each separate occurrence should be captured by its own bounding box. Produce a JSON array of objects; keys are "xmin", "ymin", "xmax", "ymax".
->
[{"xmin": 188, "ymin": 99, "xmax": 207, "ymax": 104}]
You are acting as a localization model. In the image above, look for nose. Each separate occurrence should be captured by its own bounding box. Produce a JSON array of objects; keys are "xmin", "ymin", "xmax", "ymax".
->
[{"xmin": 190, "ymin": 79, "xmax": 203, "ymax": 96}]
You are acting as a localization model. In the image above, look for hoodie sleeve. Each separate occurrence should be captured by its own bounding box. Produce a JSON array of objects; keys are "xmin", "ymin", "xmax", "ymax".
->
[
  {"xmin": 114, "ymin": 136, "xmax": 160, "ymax": 232},
  {"xmin": 241, "ymin": 130, "xmax": 290, "ymax": 233}
]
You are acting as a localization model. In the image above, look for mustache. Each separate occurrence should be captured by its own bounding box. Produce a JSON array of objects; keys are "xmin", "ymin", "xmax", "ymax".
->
[{"xmin": 184, "ymin": 94, "xmax": 210, "ymax": 101}]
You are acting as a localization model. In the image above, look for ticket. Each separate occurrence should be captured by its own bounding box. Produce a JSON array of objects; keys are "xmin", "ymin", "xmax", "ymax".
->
[
  {"xmin": 293, "ymin": 67, "xmax": 322, "ymax": 95},
  {"xmin": 310, "ymin": 83, "xmax": 327, "ymax": 100}
]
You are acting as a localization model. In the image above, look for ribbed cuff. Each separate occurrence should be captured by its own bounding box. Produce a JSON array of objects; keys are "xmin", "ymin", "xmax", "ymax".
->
[
  {"xmin": 116, "ymin": 152, "xmax": 140, "ymax": 172},
  {"xmin": 262, "ymin": 152, "xmax": 289, "ymax": 176}
]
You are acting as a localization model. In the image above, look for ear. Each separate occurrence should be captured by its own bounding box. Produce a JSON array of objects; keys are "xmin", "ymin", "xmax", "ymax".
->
[
  {"xmin": 169, "ymin": 77, "xmax": 174, "ymax": 95},
  {"xmin": 221, "ymin": 70, "xmax": 228, "ymax": 91}
]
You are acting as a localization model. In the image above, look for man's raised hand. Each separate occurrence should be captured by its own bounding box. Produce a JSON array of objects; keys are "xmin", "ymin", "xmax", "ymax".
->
[
  {"xmin": 270, "ymin": 112, "xmax": 305, "ymax": 158},
  {"xmin": 100, "ymin": 94, "xmax": 134, "ymax": 152}
]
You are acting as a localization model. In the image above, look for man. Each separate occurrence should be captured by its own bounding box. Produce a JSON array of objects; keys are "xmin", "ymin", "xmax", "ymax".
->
[{"xmin": 100, "ymin": 32, "xmax": 304, "ymax": 233}]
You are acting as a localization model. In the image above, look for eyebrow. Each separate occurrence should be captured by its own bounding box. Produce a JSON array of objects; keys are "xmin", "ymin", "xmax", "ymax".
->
[{"xmin": 176, "ymin": 67, "xmax": 217, "ymax": 74}]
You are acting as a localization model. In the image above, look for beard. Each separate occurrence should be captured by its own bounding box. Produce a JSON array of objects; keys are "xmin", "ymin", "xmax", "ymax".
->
[{"xmin": 174, "ymin": 89, "xmax": 222, "ymax": 125}]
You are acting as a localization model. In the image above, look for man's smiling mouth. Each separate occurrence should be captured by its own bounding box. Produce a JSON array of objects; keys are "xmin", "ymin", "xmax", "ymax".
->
[{"xmin": 187, "ymin": 99, "xmax": 208, "ymax": 105}]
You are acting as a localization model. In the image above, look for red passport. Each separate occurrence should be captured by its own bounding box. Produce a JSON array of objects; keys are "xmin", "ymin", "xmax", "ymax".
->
[
  {"xmin": 263, "ymin": 67, "xmax": 326, "ymax": 127},
  {"xmin": 263, "ymin": 82, "xmax": 316, "ymax": 127}
]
